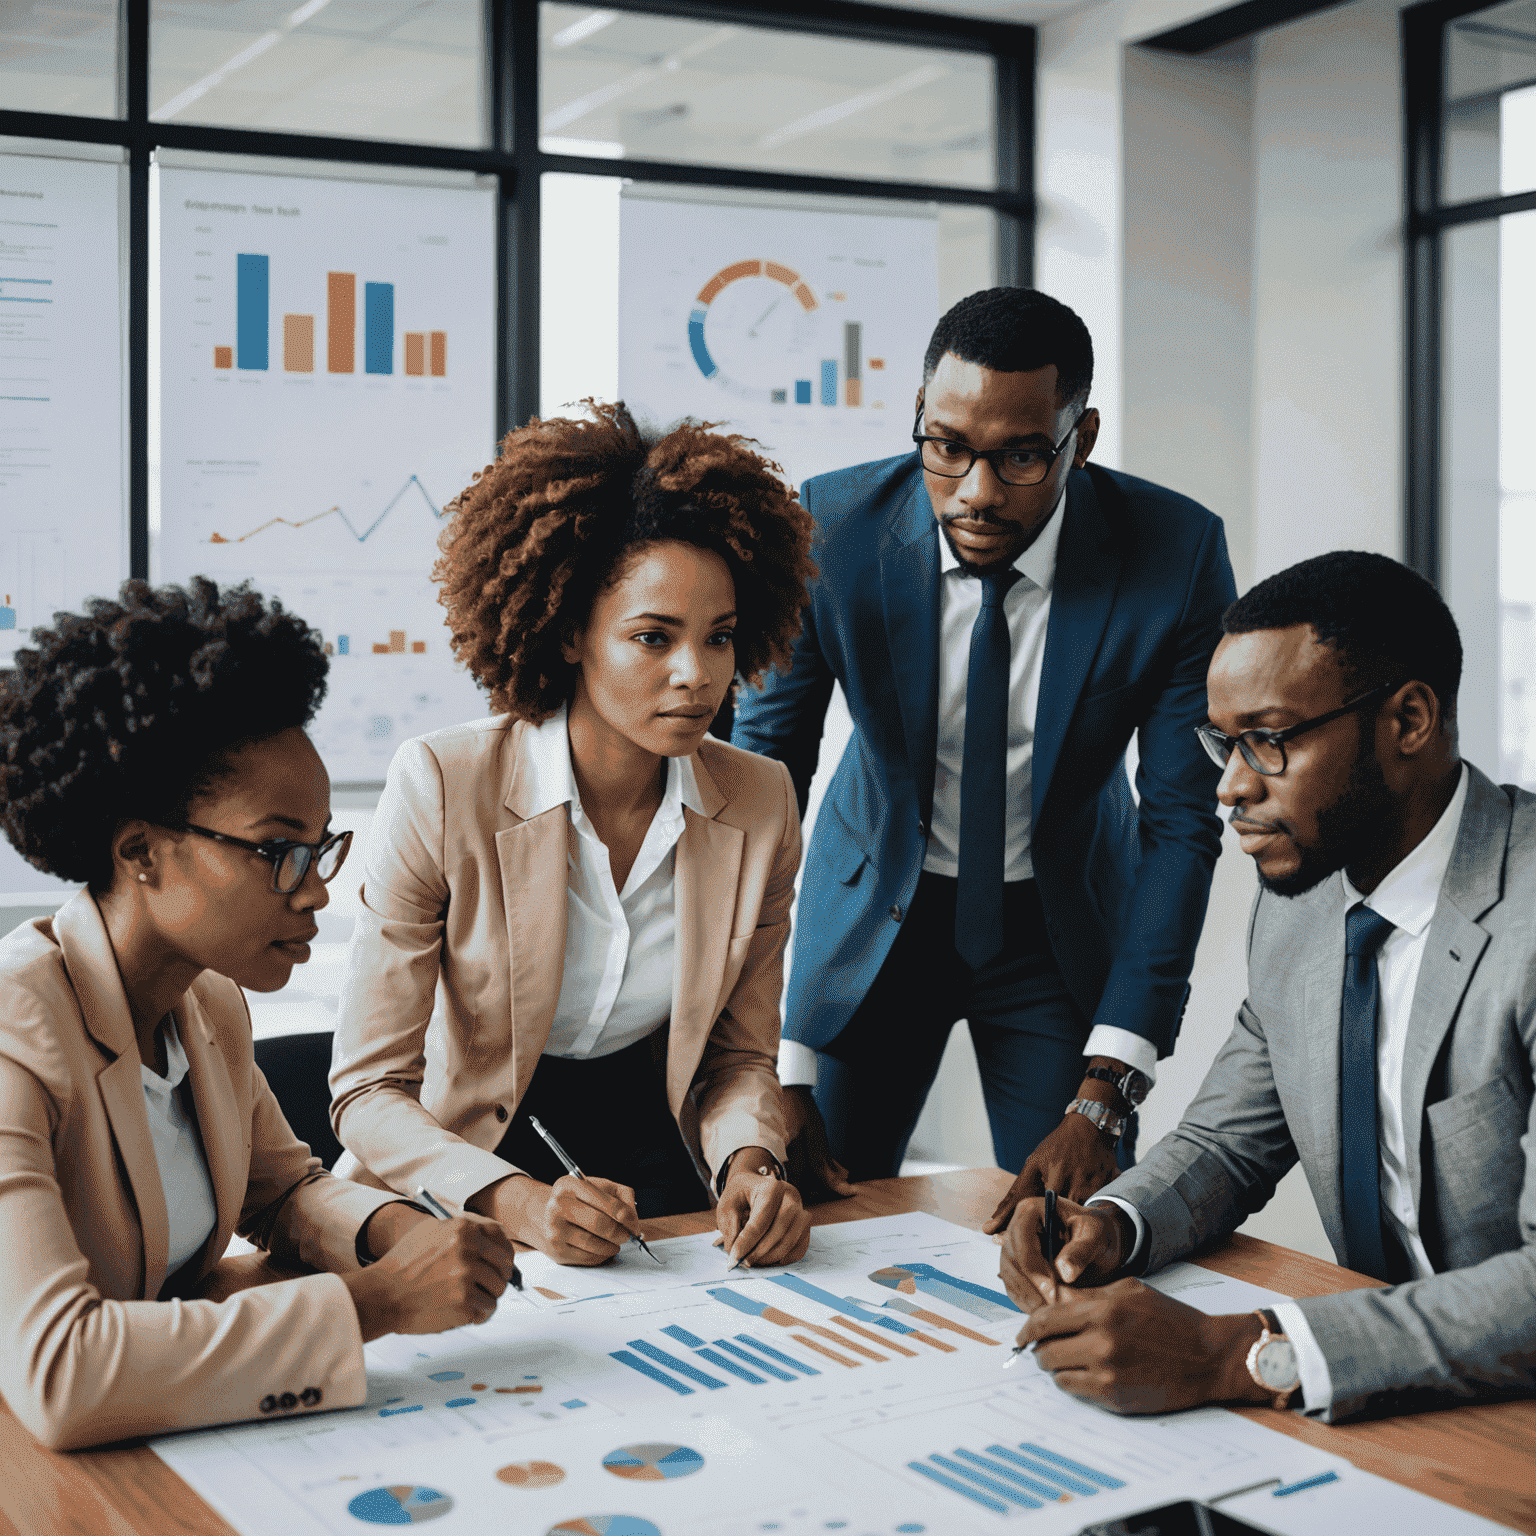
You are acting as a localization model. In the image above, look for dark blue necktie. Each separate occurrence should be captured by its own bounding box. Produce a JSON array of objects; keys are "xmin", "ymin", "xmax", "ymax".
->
[
  {"xmin": 1340, "ymin": 905, "xmax": 1396, "ymax": 1281},
  {"xmin": 955, "ymin": 567, "xmax": 1021, "ymax": 969}
]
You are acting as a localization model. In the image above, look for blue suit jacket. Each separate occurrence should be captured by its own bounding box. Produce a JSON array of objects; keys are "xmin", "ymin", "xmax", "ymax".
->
[{"xmin": 733, "ymin": 453, "xmax": 1237, "ymax": 1061}]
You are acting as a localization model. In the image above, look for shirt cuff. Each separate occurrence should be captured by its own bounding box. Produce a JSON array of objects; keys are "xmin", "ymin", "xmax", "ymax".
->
[
  {"xmin": 1271, "ymin": 1300, "xmax": 1333, "ymax": 1415},
  {"xmin": 778, "ymin": 1037, "xmax": 819, "ymax": 1089},
  {"xmin": 1083, "ymin": 1027, "xmax": 1159, "ymax": 1083},
  {"xmin": 1086, "ymin": 1195, "xmax": 1148, "ymax": 1269}
]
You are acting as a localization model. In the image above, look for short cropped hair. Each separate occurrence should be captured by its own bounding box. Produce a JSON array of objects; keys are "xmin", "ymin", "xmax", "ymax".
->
[
  {"xmin": 0, "ymin": 578, "xmax": 328, "ymax": 891},
  {"xmin": 1222, "ymin": 551, "xmax": 1462, "ymax": 724},
  {"xmin": 433, "ymin": 401, "xmax": 816, "ymax": 723},
  {"xmin": 922, "ymin": 287, "xmax": 1094, "ymax": 406}
]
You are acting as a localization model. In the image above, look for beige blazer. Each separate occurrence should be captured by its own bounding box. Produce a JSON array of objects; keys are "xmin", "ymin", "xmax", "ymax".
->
[
  {"xmin": 329, "ymin": 716, "xmax": 798, "ymax": 1207},
  {"xmin": 0, "ymin": 891, "xmax": 398, "ymax": 1450}
]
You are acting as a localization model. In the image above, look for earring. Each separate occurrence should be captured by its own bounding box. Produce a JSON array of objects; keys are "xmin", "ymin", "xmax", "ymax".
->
[{"xmin": 137, "ymin": 873, "xmax": 148, "ymax": 883}]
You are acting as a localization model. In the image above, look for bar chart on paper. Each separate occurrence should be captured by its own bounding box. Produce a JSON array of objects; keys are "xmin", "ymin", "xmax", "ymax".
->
[{"xmin": 155, "ymin": 166, "xmax": 496, "ymax": 778}]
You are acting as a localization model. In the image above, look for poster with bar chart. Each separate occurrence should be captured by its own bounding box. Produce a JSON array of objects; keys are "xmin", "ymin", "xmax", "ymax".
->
[
  {"xmin": 618, "ymin": 190, "xmax": 938, "ymax": 488},
  {"xmin": 153, "ymin": 165, "xmax": 496, "ymax": 781}
]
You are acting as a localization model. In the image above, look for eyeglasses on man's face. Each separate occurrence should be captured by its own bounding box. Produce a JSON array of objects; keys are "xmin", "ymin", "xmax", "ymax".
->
[
  {"xmin": 1194, "ymin": 680, "xmax": 1404, "ymax": 778},
  {"xmin": 179, "ymin": 823, "xmax": 353, "ymax": 894},
  {"xmin": 911, "ymin": 404, "xmax": 1087, "ymax": 488}
]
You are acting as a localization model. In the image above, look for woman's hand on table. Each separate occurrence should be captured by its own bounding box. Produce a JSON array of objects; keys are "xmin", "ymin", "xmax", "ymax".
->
[
  {"xmin": 471, "ymin": 1172, "xmax": 644, "ymax": 1266},
  {"xmin": 714, "ymin": 1148, "xmax": 812, "ymax": 1267}
]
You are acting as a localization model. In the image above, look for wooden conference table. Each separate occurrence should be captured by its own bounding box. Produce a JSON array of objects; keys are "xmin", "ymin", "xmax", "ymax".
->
[{"xmin": 2, "ymin": 1166, "xmax": 1533, "ymax": 1536}]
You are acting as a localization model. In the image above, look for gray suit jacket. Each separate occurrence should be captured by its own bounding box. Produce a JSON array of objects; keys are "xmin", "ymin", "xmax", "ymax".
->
[{"xmin": 1099, "ymin": 763, "xmax": 1536, "ymax": 1421}]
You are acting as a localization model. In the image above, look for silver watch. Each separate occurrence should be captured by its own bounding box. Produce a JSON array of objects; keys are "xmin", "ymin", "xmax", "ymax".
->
[{"xmin": 1065, "ymin": 1097, "xmax": 1128, "ymax": 1140}]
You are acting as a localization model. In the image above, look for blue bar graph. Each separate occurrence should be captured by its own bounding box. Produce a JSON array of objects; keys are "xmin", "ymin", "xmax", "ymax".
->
[
  {"xmin": 626, "ymin": 1339, "xmax": 727, "ymax": 1390},
  {"xmin": 1017, "ymin": 1442, "xmax": 1124, "ymax": 1490},
  {"xmin": 663, "ymin": 1324, "xmax": 705, "ymax": 1347},
  {"xmin": 695, "ymin": 1346, "xmax": 764, "ymax": 1383},
  {"xmin": 767, "ymin": 1274, "xmax": 920, "ymax": 1337},
  {"xmin": 909, "ymin": 1461, "xmax": 1007, "ymax": 1514},
  {"xmin": 795, "ymin": 379, "xmax": 812, "ymax": 404},
  {"xmin": 237, "ymin": 254, "xmax": 268, "ymax": 370},
  {"xmin": 956, "ymin": 1449, "xmax": 1063, "ymax": 1503},
  {"xmin": 732, "ymin": 1333, "xmax": 819, "ymax": 1376},
  {"xmin": 610, "ymin": 1349, "xmax": 693, "ymax": 1396},
  {"xmin": 337, "ymin": 635, "xmax": 350, "ymax": 655},
  {"xmin": 365, "ymin": 281, "xmax": 394, "ymax": 374},
  {"xmin": 820, "ymin": 359, "xmax": 837, "ymax": 405},
  {"xmin": 930, "ymin": 1453, "xmax": 1043, "ymax": 1509},
  {"xmin": 912, "ymin": 1440, "xmax": 1125, "ymax": 1514},
  {"xmin": 711, "ymin": 1338, "xmax": 795, "ymax": 1381}
]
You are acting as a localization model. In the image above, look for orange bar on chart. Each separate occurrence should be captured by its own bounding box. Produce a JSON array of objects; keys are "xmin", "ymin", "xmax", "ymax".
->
[
  {"xmin": 214, "ymin": 346, "xmax": 233, "ymax": 369},
  {"xmin": 388, "ymin": 630, "xmax": 406, "ymax": 654},
  {"xmin": 327, "ymin": 272, "xmax": 356, "ymax": 373},
  {"xmin": 429, "ymin": 331, "xmax": 446, "ymax": 376},
  {"xmin": 284, "ymin": 314, "xmax": 315, "ymax": 373},
  {"xmin": 845, "ymin": 379, "xmax": 862, "ymax": 407},
  {"xmin": 404, "ymin": 333, "xmax": 425, "ymax": 376},
  {"xmin": 411, "ymin": 640, "xmax": 426, "ymax": 653}
]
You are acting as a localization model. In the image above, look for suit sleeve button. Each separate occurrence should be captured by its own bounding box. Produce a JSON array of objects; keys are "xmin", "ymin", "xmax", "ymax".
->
[
  {"xmin": 301, "ymin": 1387, "xmax": 322, "ymax": 1407},
  {"xmin": 279, "ymin": 1392, "xmax": 298, "ymax": 1410},
  {"xmin": 889, "ymin": 905, "xmax": 903, "ymax": 922},
  {"xmin": 259, "ymin": 1395, "xmax": 277, "ymax": 1414},
  {"xmin": 494, "ymin": 1104, "xmax": 509, "ymax": 1123}
]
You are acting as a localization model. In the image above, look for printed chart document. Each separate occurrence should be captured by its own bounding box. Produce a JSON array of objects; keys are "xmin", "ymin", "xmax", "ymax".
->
[
  {"xmin": 153, "ymin": 163, "xmax": 496, "ymax": 781},
  {"xmin": 150, "ymin": 1214, "xmax": 1509, "ymax": 1536}
]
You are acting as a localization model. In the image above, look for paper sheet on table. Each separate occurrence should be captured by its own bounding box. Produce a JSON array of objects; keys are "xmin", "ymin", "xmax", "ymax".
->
[{"xmin": 150, "ymin": 1212, "xmax": 1508, "ymax": 1536}]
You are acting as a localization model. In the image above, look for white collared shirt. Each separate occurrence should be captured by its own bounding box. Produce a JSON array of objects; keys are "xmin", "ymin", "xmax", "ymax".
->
[
  {"xmin": 780, "ymin": 491, "xmax": 1157, "ymax": 1087},
  {"xmin": 141, "ymin": 1016, "xmax": 220, "ymax": 1276},
  {"xmin": 526, "ymin": 704, "xmax": 707, "ymax": 1060},
  {"xmin": 1094, "ymin": 764, "xmax": 1471, "ymax": 1414}
]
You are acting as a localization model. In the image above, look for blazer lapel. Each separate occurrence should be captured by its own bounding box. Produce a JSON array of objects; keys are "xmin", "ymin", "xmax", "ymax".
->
[
  {"xmin": 54, "ymin": 892, "xmax": 170, "ymax": 1299},
  {"xmin": 668, "ymin": 754, "xmax": 743, "ymax": 1117},
  {"xmin": 1032, "ymin": 468, "xmax": 1124, "ymax": 826},
  {"xmin": 178, "ymin": 984, "xmax": 248, "ymax": 1253},
  {"xmin": 1298, "ymin": 875, "xmax": 1349, "ymax": 1245},
  {"xmin": 880, "ymin": 471, "xmax": 941, "ymax": 822},
  {"xmin": 1397, "ymin": 767, "xmax": 1506, "ymax": 1218},
  {"xmin": 496, "ymin": 812, "xmax": 571, "ymax": 1089}
]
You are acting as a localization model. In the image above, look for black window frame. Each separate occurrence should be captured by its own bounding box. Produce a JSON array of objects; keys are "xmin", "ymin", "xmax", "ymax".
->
[
  {"xmin": 1403, "ymin": 0, "xmax": 1536, "ymax": 584},
  {"xmin": 0, "ymin": 0, "xmax": 1036, "ymax": 583}
]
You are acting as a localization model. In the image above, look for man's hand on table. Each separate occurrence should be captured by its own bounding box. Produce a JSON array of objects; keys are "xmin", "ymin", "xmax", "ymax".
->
[
  {"xmin": 783, "ymin": 1085, "xmax": 856, "ymax": 1202},
  {"xmin": 715, "ymin": 1147, "xmax": 813, "ymax": 1266},
  {"xmin": 469, "ymin": 1172, "xmax": 645, "ymax": 1266},
  {"xmin": 999, "ymin": 1195, "xmax": 1269, "ymax": 1415}
]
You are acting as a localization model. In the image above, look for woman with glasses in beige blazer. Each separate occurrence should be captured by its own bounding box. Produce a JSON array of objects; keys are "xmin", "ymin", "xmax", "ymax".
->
[
  {"xmin": 0, "ymin": 580, "xmax": 517, "ymax": 1450},
  {"xmin": 330, "ymin": 404, "xmax": 817, "ymax": 1268}
]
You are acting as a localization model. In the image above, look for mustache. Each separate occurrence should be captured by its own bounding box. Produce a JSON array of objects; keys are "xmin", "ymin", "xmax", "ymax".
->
[{"xmin": 1229, "ymin": 810, "xmax": 1286, "ymax": 835}]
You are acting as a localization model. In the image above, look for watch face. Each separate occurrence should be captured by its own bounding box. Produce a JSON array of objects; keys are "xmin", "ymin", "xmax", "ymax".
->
[
  {"xmin": 1120, "ymin": 1070, "xmax": 1150, "ymax": 1106},
  {"xmin": 1255, "ymin": 1339, "xmax": 1299, "ymax": 1391}
]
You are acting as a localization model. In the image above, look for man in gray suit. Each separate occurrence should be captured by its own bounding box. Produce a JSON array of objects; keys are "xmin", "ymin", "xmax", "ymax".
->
[{"xmin": 999, "ymin": 550, "xmax": 1536, "ymax": 1423}]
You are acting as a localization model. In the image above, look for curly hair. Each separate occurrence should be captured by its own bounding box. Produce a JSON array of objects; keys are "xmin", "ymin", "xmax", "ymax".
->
[
  {"xmin": 434, "ymin": 401, "xmax": 816, "ymax": 722},
  {"xmin": 0, "ymin": 577, "xmax": 329, "ymax": 890}
]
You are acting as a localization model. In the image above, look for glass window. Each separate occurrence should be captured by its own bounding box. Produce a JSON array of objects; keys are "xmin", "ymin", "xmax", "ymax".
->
[
  {"xmin": 0, "ymin": 0, "xmax": 120, "ymax": 118},
  {"xmin": 149, "ymin": 0, "xmax": 486, "ymax": 147},
  {"xmin": 539, "ymin": 4, "xmax": 995, "ymax": 189},
  {"xmin": 1443, "ymin": 0, "xmax": 1536, "ymax": 202}
]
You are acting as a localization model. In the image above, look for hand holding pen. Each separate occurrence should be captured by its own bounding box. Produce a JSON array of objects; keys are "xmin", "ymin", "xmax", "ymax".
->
[
  {"xmin": 1005, "ymin": 1189, "xmax": 1062, "ymax": 1368},
  {"xmin": 527, "ymin": 1115, "xmax": 662, "ymax": 1264}
]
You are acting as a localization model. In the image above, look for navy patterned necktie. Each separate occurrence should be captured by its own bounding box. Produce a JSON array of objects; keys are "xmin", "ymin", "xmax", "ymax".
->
[
  {"xmin": 955, "ymin": 567, "xmax": 1022, "ymax": 969},
  {"xmin": 1340, "ymin": 904, "xmax": 1396, "ymax": 1280}
]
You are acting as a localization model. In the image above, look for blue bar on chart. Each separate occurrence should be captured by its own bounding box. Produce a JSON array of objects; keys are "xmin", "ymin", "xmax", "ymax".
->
[
  {"xmin": 662, "ymin": 1325, "xmax": 705, "ymax": 1348},
  {"xmin": 1015, "ymin": 1442, "xmax": 1124, "ymax": 1491},
  {"xmin": 731, "ymin": 1333, "xmax": 820, "ymax": 1376},
  {"xmin": 365, "ymin": 281, "xmax": 394, "ymax": 374},
  {"xmin": 337, "ymin": 635, "xmax": 350, "ymax": 655},
  {"xmin": 795, "ymin": 379, "xmax": 812, "ymax": 404},
  {"xmin": 694, "ymin": 1347, "xmax": 765, "ymax": 1384},
  {"xmin": 236, "ymin": 254, "xmax": 269, "ymax": 370},
  {"xmin": 610, "ymin": 1350, "xmax": 694, "ymax": 1396},
  {"xmin": 709, "ymin": 1338, "xmax": 795, "ymax": 1381},
  {"xmin": 767, "ymin": 1274, "xmax": 925, "ymax": 1340},
  {"xmin": 626, "ymin": 1339, "xmax": 728, "ymax": 1390},
  {"xmin": 820, "ymin": 359, "xmax": 837, "ymax": 406},
  {"xmin": 909, "ymin": 1440, "xmax": 1126, "ymax": 1516}
]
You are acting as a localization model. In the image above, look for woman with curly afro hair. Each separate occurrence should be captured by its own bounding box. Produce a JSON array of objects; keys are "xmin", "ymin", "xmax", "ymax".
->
[
  {"xmin": 330, "ymin": 403, "xmax": 820, "ymax": 1268},
  {"xmin": 0, "ymin": 578, "xmax": 517, "ymax": 1451}
]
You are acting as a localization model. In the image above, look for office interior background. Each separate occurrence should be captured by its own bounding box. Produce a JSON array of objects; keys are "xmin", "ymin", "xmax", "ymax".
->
[{"xmin": 1, "ymin": 0, "xmax": 1532, "ymax": 1260}]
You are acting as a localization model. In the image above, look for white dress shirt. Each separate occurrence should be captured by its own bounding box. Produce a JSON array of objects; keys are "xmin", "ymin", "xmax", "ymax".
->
[
  {"xmin": 141, "ymin": 1016, "xmax": 220, "ymax": 1276},
  {"xmin": 1093, "ymin": 764, "xmax": 1470, "ymax": 1414},
  {"xmin": 780, "ymin": 495, "xmax": 1158, "ymax": 1088},
  {"xmin": 527, "ymin": 705, "xmax": 706, "ymax": 1061}
]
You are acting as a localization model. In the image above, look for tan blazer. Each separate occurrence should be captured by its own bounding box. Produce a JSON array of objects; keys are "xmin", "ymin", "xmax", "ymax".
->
[
  {"xmin": 329, "ymin": 716, "xmax": 798, "ymax": 1207},
  {"xmin": 0, "ymin": 891, "xmax": 398, "ymax": 1450}
]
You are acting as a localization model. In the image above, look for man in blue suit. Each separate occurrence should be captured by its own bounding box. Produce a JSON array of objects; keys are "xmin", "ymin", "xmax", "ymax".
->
[{"xmin": 733, "ymin": 288, "xmax": 1237, "ymax": 1216}]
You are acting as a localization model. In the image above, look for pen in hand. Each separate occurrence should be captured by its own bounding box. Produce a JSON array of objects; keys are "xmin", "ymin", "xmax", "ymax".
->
[
  {"xmin": 526, "ymin": 1115, "xmax": 662, "ymax": 1264},
  {"xmin": 1005, "ymin": 1188, "xmax": 1059, "ymax": 1369},
  {"xmin": 415, "ymin": 1186, "xmax": 523, "ymax": 1291}
]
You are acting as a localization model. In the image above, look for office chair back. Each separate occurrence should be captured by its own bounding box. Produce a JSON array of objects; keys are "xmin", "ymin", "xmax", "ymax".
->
[{"xmin": 252, "ymin": 1031, "xmax": 345, "ymax": 1171}]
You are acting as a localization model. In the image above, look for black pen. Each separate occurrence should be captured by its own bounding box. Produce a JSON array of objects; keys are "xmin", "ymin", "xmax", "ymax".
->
[
  {"xmin": 1005, "ymin": 1189, "xmax": 1061, "ymax": 1369},
  {"xmin": 416, "ymin": 1185, "xmax": 523, "ymax": 1291}
]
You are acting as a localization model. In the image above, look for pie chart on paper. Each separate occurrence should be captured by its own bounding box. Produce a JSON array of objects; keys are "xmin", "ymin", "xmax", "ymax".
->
[
  {"xmin": 497, "ymin": 1460, "xmax": 567, "ymax": 1489},
  {"xmin": 346, "ymin": 1485, "xmax": 454, "ymax": 1524},
  {"xmin": 546, "ymin": 1519, "xmax": 662, "ymax": 1536},
  {"xmin": 602, "ymin": 1442, "xmax": 706, "ymax": 1481}
]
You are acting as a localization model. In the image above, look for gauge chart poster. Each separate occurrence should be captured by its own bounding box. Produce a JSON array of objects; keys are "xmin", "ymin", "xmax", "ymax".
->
[
  {"xmin": 617, "ymin": 192, "xmax": 939, "ymax": 489},
  {"xmin": 154, "ymin": 166, "xmax": 496, "ymax": 782},
  {"xmin": 0, "ymin": 152, "xmax": 126, "ymax": 668}
]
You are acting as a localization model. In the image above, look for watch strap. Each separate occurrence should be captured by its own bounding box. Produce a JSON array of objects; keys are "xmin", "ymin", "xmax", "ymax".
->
[
  {"xmin": 1245, "ymin": 1309, "xmax": 1300, "ymax": 1410},
  {"xmin": 1064, "ymin": 1097, "xmax": 1127, "ymax": 1140},
  {"xmin": 715, "ymin": 1148, "xmax": 787, "ymax": 1196}
]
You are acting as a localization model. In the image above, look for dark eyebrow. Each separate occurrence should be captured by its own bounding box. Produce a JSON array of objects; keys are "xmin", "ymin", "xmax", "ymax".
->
[
  {"xmin": 629, "ymin": 611, "xmax": 738, "ymax": 626},
  {"xmin": 1231, "ymin": 707, "xmax": 1296, "ymax": 728},
  {"xmin": 924, "ymin": 419, "xmax": 1053, "ymax": 448},
  {"xmin": 247, "ymin": 814, "xmax": 331, "ymax": 836}
]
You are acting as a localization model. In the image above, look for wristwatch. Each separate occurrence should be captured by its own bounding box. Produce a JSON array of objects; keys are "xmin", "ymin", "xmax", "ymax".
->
[
  {"xmin": 1245, "ymin": 1309, "xmax": 1301, "ymax": 1410},
  {"xmin": 1082, "ymin": 1064, "xmax": 1151, "ymax": 1109},
  {"xmin": 715, "ymin": 1148, "xmax": 787, "ymax": 1196},
  {"xmin": 1064, "ymin": 1097, "xmax": 1127, "ymax": 1140}
]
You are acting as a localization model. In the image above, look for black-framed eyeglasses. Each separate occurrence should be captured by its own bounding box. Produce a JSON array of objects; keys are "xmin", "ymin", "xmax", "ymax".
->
[
  {"xmin": 912, "ymin": 404, "xmax": 1087, "ymax": 487},
  {"xmin": 1194, "ymin": 680, "xmax": 1405, "ymax": 778},
  {"xmin": 181, "ymin": 824, "xmax": 353, "ymax": 894}
]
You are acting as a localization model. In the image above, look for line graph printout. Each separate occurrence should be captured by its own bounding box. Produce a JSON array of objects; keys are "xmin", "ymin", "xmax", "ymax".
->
[
  {"xmin": 0, "ymin": 151, "xmax": 126, "ymax": 666},
  {"xmin": 148, "ymin": 1214, "xmax": 1480, "ymax": 1536},
  {"xmin": 618, "ymin": 190, "xmax": 939, "ymax": 489},
  {"xmin": 153, "ymin": 166, "xmax": 496, "ymax": 780}
]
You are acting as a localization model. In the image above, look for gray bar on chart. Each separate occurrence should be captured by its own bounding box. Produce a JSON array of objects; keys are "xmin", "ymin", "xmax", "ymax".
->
[{"xmin": 844, "ymin": 321, "xmax": 862, "ymax": 381}]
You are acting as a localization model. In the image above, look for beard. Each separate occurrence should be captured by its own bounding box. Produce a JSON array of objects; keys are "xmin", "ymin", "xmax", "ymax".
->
[
  {"xmin": 938, "ymin": 516, "xmax": 1025, "ymax": 573},
  {"xmin": 1258, "ymin": 742, "xmax": 1394, "ymax": 899}
]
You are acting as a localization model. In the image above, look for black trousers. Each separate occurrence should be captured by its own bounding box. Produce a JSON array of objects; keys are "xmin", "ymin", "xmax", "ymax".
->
[{"xmin": 492, "ymin": 1032, "xmax": 710, "ymax": 1219}]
